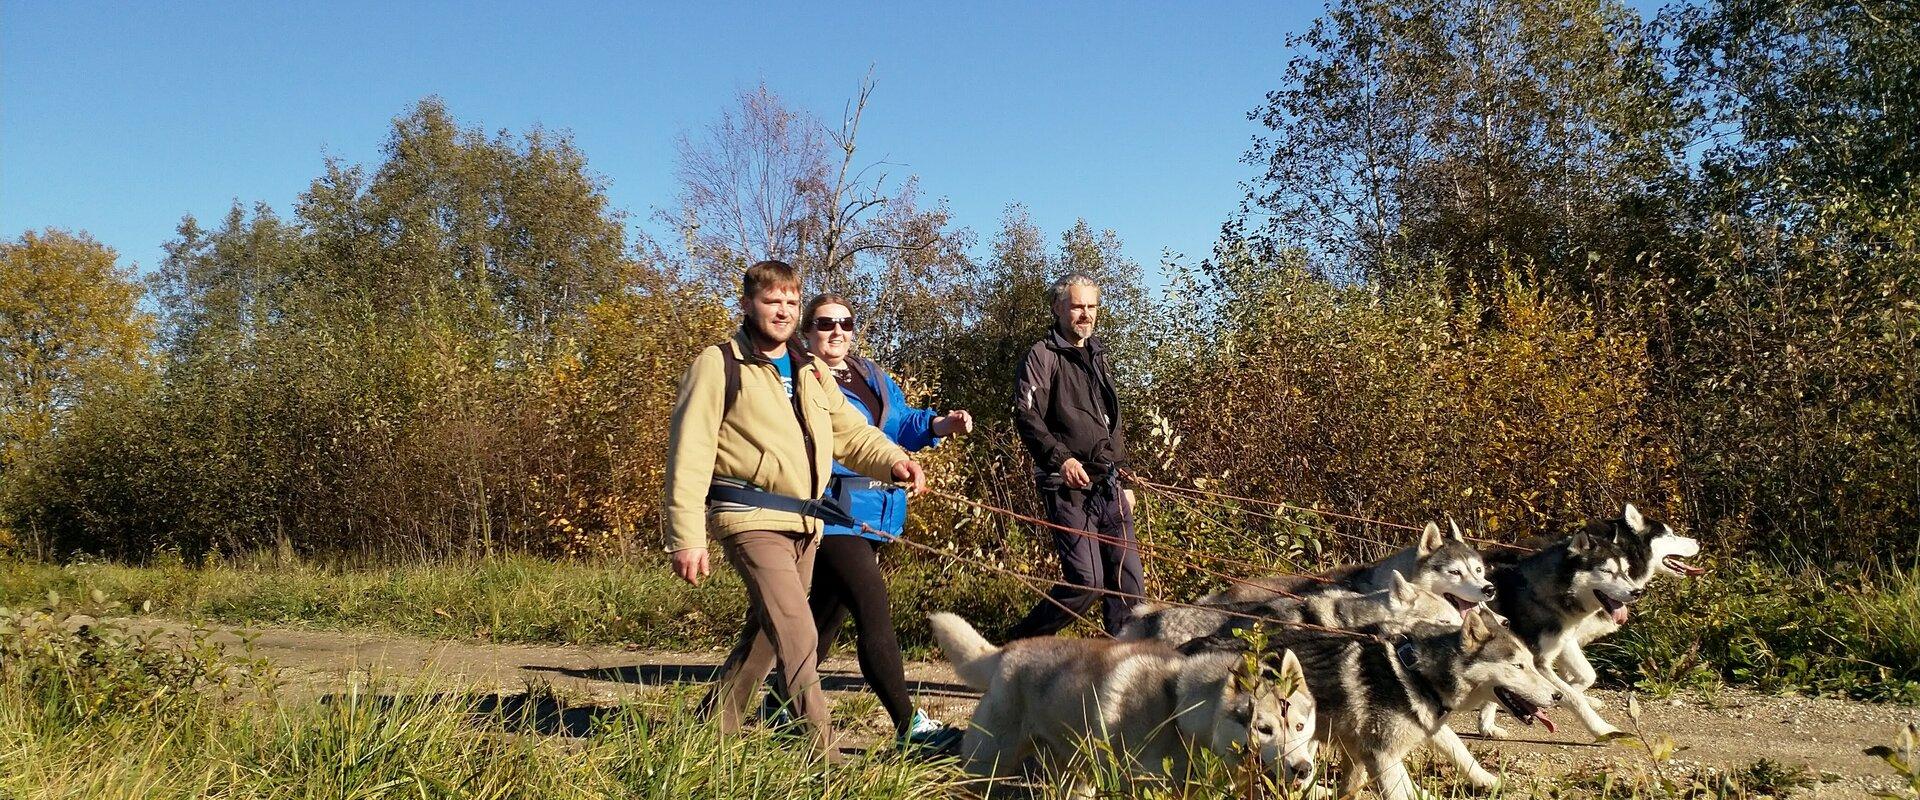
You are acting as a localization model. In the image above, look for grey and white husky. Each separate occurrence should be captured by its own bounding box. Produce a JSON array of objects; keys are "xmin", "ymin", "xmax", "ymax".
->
[
  {"xmin": 1185, "ymin": 608, "xmax": 1560, "ymax": 800},
  {"xmin": 1120, "ymin": 571, "xmax": 1464, "ymax": 645},
  {"xmin": 929, "ymin": 612, "xmax": 1319, "ymax": 793},
  {"xmin": 1211, "ymin": 521, "xmax": 1496, "ymax": 617}
]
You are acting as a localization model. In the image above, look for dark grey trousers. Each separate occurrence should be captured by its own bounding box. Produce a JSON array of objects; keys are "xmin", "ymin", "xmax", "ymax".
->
[{"xmin": 1004, "ymin": 484, "xmax": 1144, "ymax": 639}]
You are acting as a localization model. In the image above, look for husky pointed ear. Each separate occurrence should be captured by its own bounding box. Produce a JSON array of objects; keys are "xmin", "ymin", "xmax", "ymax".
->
[
  {"xmin": 1462, "ymin": 608, "xmax": 1498, "ymax": 647},
  {"xmin": 1448, "ymin": 518, "xmax": 1468, "ymax": 543},
  {"xmin": 1419, "ymin": 521, "xmax": 1445, "ymax": 556},
  {"xmin": 1389, "ymin": 570, "xmax": 1418, "ymax": 604},
  {"xmin": 1623, "ymin": 503, "xmax": 1648, "ymax": 534},
  {"xmin": 1277, "ymin": 649, "xmax": 1307, "ymax": 694},
  {"xmin": 1568, "ymin": 531, "xmax": 1592, "ymax": 555}
]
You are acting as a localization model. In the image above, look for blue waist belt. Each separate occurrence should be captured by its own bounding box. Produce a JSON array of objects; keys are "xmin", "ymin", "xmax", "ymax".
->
[
  {"xmin": 831, "ymin": 475, "xmax": 895, "ymax": 494},
  {"xmin": 707, "ymin": 482, "xmax": 860, "ymax": 529}
]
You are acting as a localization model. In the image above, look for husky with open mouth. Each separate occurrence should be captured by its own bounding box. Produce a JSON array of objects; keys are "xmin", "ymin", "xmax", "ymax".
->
[
  {"xmin": 1210, "ymin": 521, "xmax": 1496, "ymax": 618},
  {"xmin": 1473, "ymin": 524, "xmax": 1653, "ymax": 741},
  {"xmin": 1477, "ymin": 504, "xmax": 1703, "ymax": 711},
  {"xmin": 1182, "ymin": 608, "xmax": 1559, "ymax": 800},
  {"xmin": 1560, "ymin": 504, "xmax": 1704, "ymax": 688}
]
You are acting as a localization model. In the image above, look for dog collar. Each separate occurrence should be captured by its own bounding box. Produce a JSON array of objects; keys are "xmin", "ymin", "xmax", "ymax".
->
[
  {"xmin": 1393, "ymin": 638, "xmax": 1451, "ymax": 716},
  {"xmin": 1395, "ymin": 639, "xmax": 1419, "ymax": 669}
]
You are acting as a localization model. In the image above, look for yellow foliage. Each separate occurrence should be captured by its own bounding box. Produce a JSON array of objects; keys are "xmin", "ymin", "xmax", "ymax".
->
[
  {"xmin": 0, "ymin": 229, "xmax": 154, "ymax": 472},
  {"xmin": 1151, "ymin": 267, "xmax": 1675, "ymax": 560}
]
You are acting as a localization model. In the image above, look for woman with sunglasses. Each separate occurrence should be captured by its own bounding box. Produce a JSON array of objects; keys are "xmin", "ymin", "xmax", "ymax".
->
[{"xmin": 764, "ymin": 292, "xmax": 973, "ymax": 752}]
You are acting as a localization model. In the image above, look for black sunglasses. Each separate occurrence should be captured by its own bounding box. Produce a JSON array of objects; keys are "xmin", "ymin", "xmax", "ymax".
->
[{"xmin": 811, "ymin": 316, "xmax": 856, "ymax": 332}]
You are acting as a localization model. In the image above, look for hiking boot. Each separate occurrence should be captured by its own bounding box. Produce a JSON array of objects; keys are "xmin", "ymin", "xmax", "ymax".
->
[{"xmin": 898, "ymin": 708, "xmax": 964, "ymax": 754}]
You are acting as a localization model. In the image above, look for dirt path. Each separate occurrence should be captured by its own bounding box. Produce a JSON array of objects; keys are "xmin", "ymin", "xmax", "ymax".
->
[{"xmin": 145, "ymin": 620, "xmax": 1917, "ymax": 798}]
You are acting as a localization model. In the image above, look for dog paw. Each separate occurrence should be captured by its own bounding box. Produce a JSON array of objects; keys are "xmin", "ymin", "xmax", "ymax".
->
[
  {"xmin": 1479, "ymin": 723, "xmax": 1512, "ymax": 740},
  {"xmin": 1462, "ymin": 768, "xmax": 1503, "ymax": 792}
]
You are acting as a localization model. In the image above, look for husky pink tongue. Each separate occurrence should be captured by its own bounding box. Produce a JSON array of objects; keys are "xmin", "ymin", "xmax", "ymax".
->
[
  {"xmin": 1534, "ymin": 711, "xmax": 1557, "ymax": 733},
  {"xmin": 1610, "ymin": 605, "xmax": 1630, "ymax": 625}
]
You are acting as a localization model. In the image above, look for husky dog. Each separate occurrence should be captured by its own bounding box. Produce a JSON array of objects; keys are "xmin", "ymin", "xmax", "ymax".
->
[
  {"xmin": 1121, "ymin": 572, "xmax": 1465, "ymax": 645},
  {"xmin": 929, "ymin": 613, "xmax": 1319, "ymax": 792},
  {"xmin": 1559, "ymin": 504, "xmax": 1703, "ymax": 689},
  {"xmin": 1211, "ymin": 521, "xmax": 1495, "ymax": 617},
  {"xmin": 1186, "ymin": 608, "xmax": 1560, "ymax": 800},
  {"xmin": 1467, "ymin": 504, "xmax": 1703, "ymax": 736},
  {"xmin": 1473, "ymin": 527, "xmax": 1650, "ymax": 741}
]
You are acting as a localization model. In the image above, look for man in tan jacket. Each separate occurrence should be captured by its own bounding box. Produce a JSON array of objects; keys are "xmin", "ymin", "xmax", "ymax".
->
[{"xmin": 666, "ymin": 259, "xmax": 925, "ymax": 759}]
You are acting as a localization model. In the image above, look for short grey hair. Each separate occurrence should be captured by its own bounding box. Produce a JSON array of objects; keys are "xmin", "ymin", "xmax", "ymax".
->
[{"xmin": 1050, "ymin": 273, "xmax": 1100, "ymax": 306}]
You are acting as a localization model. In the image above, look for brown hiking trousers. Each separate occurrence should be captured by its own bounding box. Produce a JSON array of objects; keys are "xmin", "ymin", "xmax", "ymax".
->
[{"xmin": 699, "ymin": 529, "xmax": 836, "ymax": 758}]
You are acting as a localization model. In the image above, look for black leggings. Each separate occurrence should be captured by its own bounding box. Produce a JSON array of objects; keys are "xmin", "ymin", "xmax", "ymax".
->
[{"xmin": 772, "ymin": 535, "xmax": 914, "ymax": 734}]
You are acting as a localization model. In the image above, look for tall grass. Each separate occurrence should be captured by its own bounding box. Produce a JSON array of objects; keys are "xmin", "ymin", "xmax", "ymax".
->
[
  {"xmin": 1593, "ymin": 564, "xmax": 1920, "ymax": 703},
  {"xmin": 0, "ymin": 682, "xmax": 973, "ymax": 799},
  {"xmin": 0, "ymin": 593, "xmax": 1319, "ymax": 799},
  {"xmin": 0, "ymin": 595, "xmax": 971, "ymax": 799}
]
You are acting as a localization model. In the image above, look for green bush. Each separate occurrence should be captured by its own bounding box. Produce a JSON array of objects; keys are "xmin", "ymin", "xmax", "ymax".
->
[{"xmin": 1592, "ymin": 564, "xmax": 1920, "ymax": 703}]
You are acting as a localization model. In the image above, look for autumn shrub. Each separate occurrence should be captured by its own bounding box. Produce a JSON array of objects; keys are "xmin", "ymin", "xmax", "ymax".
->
[
  {"xmin": 1142, "ymin": 257, "xmax": 1675, "ymax": 564},
  {"xmin": 9, "ymin": 282, "xmax": 728, "ymax": 561},
  {"xmin": 1645, "ymin": 205, "xmax": 1920, "ymax": 562}
]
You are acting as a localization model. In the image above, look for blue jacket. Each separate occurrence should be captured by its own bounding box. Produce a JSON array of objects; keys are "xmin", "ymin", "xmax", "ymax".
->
[{"xmin": 825, "ymin": 356, "xmax": 940, "ymax": 540}]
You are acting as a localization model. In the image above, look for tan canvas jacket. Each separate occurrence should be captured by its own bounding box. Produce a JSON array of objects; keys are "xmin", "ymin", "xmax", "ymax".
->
[{"xmin": 663, "ymin": 329, "xmax": 909, "ymax": 552}]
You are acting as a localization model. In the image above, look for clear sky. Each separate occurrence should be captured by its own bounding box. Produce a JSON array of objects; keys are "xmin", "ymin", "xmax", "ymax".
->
[{"xmin": 2, "ymin": 1, "xmax": 1338, "ymax": 283}]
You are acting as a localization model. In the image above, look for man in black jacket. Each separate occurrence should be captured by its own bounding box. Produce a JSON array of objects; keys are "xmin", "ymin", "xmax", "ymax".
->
[{"xmin": 1004, "ymin": 273, "xmax": 1144, "ymax": 639}]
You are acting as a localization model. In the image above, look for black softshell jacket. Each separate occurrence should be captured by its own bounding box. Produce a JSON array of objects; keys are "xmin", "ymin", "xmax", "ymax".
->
[{"xmin": 1012, "ymin": 329, "xmax": 1128, "ymax": 477}]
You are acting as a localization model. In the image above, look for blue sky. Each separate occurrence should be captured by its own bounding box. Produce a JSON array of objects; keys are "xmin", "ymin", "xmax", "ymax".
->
[{"xmin": 2, "ymin": 1, "xmax": 1343, "ymax": 283}]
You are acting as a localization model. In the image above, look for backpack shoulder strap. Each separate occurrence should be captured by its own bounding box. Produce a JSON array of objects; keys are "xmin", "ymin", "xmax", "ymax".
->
[{"xmin": 718, "ymin": 344, "xmax": 742, "ymax": 420}]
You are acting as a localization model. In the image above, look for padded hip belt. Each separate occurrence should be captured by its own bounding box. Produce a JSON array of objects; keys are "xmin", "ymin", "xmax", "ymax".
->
[{"xmin": 707, "ymin": 481, "xmax": 859, "ymax": 529}]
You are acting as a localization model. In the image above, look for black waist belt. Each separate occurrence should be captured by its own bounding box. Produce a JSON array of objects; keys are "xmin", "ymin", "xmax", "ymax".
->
[
  {"xmin": 1038, "ymin": 467, "xmax": 1121, "ymax": 494},
  {"xmin": 707, "ymin": 483, "xmax": 859, "ymax": 528}
]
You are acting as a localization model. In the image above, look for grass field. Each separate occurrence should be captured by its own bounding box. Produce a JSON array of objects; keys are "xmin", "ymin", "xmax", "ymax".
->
[
  {"xmin": 2, "ymin": 553, "xmax": 1917, "ymax": 702},
  {"xmin": 0, "ymin": 597, "xmax": 1303, "ymax": 799},
  {"xmin": 0, "ymin": 601, "xmax": 970, "ymax": 799},
  {"xmin": 3, "ymin": 558, "xmax": 1918, "ymax": 799}
]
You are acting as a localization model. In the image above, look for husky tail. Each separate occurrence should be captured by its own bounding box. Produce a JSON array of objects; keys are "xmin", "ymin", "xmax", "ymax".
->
[{"xmin": 928, "ymin": 612, "xmax": 1003, "ymax": 690}]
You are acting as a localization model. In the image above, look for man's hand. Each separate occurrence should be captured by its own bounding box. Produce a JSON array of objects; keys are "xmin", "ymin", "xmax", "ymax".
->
[
  {"xmin": 672, "ymin": 548, "xmax": 710, "ymax": 585},
  {"xmin": 1059, "ymin": 457, "xmax": 1093, "ymax": 489},
  {"xmin": 932, "ymin": 409, "xmax": 974, "ymax": 437},
  {"xmin": 892, "ymin": 459, "xmax": 927, "ymax": 495}
]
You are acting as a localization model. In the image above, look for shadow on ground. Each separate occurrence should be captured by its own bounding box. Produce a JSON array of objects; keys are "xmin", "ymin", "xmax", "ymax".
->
[
  {"xmin": 321, "ymin": 690, "xmax": 631, "ymax": 737},
  {"xmin": 318, "ymin": 689, "xmax": 903, "ymax": 762},
  {"xmin": 525, "ymin": 662, "xmax": 981, "ymax": 699}
]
